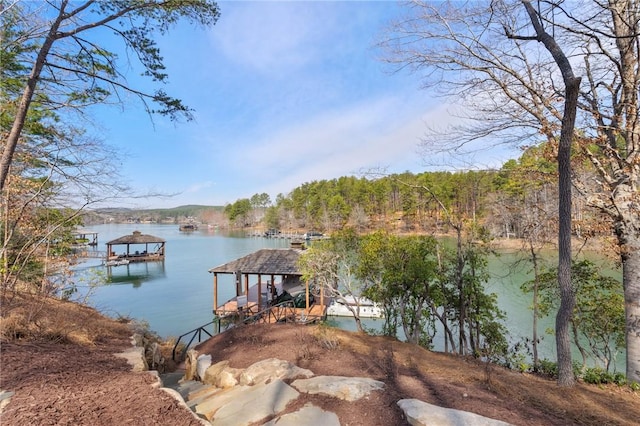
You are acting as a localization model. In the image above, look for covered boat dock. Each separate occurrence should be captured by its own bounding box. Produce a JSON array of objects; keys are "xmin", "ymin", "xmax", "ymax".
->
[
  {"xmin": 106, "ymin": 231, "xmax": 165, "ymax": 263},
  {"xmin": 208, "ymin": 248, "xmax": 327, "ymax": 323},
  {"xmin": 73, "ymin": 230, "xmax": 98, "ymax": 246}
]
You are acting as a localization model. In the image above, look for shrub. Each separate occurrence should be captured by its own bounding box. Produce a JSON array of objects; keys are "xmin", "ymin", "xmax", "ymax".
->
[
  {"xmin": 536, "ymin": 359, "xmax": 558, "ymax": 378},
  {"xmin": 581, "ymin": 368, "xmax": 629, "ymax": 387},
  {"xmin": 582, "ymin": 367, "xmax": 613, "ymax": 384}
]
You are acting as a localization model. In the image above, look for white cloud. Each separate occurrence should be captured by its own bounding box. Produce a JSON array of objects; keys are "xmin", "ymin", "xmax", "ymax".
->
[
  {"xmin": 211, "ymin": 2, "xmax": 335, "ymax": 75},
  {"xmin": 185, "ymin": 181, "xmax": 215, "ymax": 194},
  {"xmin": 220, "ymin": 94, "xmax": 455, "ymax": 198}
]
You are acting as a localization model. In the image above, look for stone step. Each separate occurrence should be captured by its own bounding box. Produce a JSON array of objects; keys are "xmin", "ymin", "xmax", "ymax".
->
[
  {"xmin": 159, "ymin": 371, "xmax": 184, "ymax": 388},
  {"xmin": 172, "ymin": 380, "xmax": 208, "ymax": 401},
  {"xmin": 186, "ymin": 386, "xmax": 221, "ymax": 410},
  {"xmin": 195, "ymin": 380, "xmax": 299, "ymax": 423}
]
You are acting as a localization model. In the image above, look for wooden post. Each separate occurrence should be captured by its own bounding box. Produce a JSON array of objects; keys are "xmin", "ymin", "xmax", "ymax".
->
[
  {"xmin": 305, "ymin": 278, "xmax": 310, "ymax": 315},
  {"xmin": 213, "ymin": 273, "xmax": 218, "ymax": 315},
  {"xmin": 257, "ymin": 274, "xmax": 262, "ymax": 308},
  {"xmin": 271, "ymin": 274, "xmax": 276, "ymax": 300},
  {"xmin": 235, "ymin": 270, "xmax": 242, "ymax": 296}
]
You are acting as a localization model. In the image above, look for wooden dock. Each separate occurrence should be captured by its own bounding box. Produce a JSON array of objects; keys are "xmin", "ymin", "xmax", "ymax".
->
[
  {"xmin": 106, "ymin": 231, "xmax": 165, "ymax": 263},
  {"xmin": 214, "ymin": 281, "xmax": 327, "ymax": 324},
  {"xmin": 215, "ymin": 300, "xmax": 327, "ymax": 324},
  {"xmin": 209, "ymin": 247, "xmax": 328, "ymax": 326}
]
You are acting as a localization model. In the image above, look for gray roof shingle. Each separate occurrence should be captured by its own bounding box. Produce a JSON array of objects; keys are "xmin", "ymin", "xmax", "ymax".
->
[
  {"xmin": 106, "ymin": 231, "xmax": 165, "ymax": 245},
  {"xmin": 208, "ymin": 248, "xmax": 302, "ymax": 275}
]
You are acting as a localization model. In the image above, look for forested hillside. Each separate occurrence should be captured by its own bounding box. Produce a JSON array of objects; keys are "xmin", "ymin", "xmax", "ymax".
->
[{"xmin": 224, "ymin": 143, "xmax": 607, "ymax": 243}]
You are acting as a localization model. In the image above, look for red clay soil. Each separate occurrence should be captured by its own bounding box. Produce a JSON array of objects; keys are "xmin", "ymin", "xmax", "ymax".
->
[
  {"xmin": 195, "ymin": 323, "xmax": 640, "ymax": 426},
  {"xmin": 1, "ymin": 309, "xmax": 639, "ymax": 426},
  {"xmin": 0, "ymin": 337, "xmax": 202, "ymax": 426}
]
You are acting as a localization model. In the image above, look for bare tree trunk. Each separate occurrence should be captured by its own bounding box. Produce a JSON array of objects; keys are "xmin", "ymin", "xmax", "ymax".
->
[
  {"xmin": 571, "ymin": 322, "xmax": 588, "ymax": 370},
  {"xmin": 522, "ymin": 0, "xmax": 580, "ymax": 386},
  {"xmin": 455, "ymin": 226, "xmax": 468, "ymax": 355},
  {"xmin": 529, "ymin": 244, "xmax": 541, "ymax": 367},
  {"xmin": 609, "ymin": 0, "xmax": 640, "ymax": 385},
  {"xmin": 0, "ymin": 8, "xmax": 64, "ymax": 191},
  {"xmin": 620, "ymin": 230, "xmax": 640, "ymax": 383},
  {"xmin": 555, "ymin": 76, "xmax": 579, "ymax": 387}
]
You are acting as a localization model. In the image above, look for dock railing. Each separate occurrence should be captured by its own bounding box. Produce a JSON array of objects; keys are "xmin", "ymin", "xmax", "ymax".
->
[
  {"xmin": 244, "ymin": 300, "xmax": 299, "ymax": 324},
  {"xmin": 74, "ymin": 250, "xmax": 106, "ymax": 259}
]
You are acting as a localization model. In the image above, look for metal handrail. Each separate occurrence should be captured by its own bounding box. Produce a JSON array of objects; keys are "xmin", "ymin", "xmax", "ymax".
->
[
  {"xmin": 172, "ymin": 319, "xmax": 219, "ymax": 361},
  {"xmin": 172, "ymin": 301, "xmax": 305, "ymax": 361}
]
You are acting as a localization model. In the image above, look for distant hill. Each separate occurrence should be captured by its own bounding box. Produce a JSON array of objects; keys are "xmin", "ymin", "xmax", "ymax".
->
[
  {"xmin": 82, "ymin": 205, "xmax": 225, "ymax": 225},
  {"xmin": 131, "ymin": 205, "xmax": 224, "ymax": 217}
]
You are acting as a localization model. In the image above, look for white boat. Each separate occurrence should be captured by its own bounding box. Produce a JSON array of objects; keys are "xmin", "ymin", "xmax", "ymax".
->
[{"xmin": 326, "ymin": 295, "xmax": 383, "ymax": 318}]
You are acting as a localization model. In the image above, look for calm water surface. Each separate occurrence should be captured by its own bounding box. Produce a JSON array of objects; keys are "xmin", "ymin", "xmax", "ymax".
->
[
  {"xmin": 75, "ymin": 224, "xmax": 623, "ymax": 368},
  {"xmin": 75, "ymin": 224, "xmax": 290, "ymax": 338}
]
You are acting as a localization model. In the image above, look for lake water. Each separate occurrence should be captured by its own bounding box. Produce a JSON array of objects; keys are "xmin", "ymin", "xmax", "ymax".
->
[
  {"xmin": 75, "ymin": 224, "xmax": 291, "ymax": 338},
  {"xmin": 74, "ymin": 224, "xmax": 623, "ymax": 368}
]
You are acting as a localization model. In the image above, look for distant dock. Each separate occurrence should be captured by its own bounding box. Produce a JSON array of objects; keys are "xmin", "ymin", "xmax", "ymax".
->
[{"xmin": 247, "ymin": 230, "xmax": 305, "ymax": 240}]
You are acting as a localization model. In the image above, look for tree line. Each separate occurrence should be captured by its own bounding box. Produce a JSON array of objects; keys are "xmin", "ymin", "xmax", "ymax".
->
[
  {"xmin": 297, "ymin": 227, "xmax": 626, "ymax": 386},
  {"xmin": 225, "ymin": 144, "xmax": 606, "ymax": 244}
]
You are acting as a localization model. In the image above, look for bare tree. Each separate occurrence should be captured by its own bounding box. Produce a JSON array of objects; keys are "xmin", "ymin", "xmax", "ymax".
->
[
  {"xmin": 0, "ymin": 0, "xmax": 220, "ymax": 190},
  {"xmin": 491, "ymin": 154, "xmax": 558, "ymax": 367},
  {"xmin": 0, "ymin": 114, "xmax": 129, "ymax": 298},
  {"xmin": 381, "ymin": 0, "xmax": 640, "ymax": 384},
  {"xmin": 508, "ymin": 0, "xmax": 582, "ymax": 387},
  {"xmin": 0, "ymin": 1, "xmax": 220, "ymax": 310},
  {"xmin": 298, "ymin": 241, "xmax": 366, "ymax": 333}
]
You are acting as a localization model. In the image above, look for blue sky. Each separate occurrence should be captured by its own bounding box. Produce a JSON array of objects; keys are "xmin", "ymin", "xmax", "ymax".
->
[{"xmin": 95, "ymin": 1, "xmax": 515, "ymax": 209}]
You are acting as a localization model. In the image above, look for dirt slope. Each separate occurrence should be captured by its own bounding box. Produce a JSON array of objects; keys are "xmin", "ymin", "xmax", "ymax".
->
[
  {"xmin": 1, "ymin": 296, "xmax": 638, "ymax": 425},
  {"xmin": 195, "ymin": 323, "xmax": 640, "ymax": 426}
]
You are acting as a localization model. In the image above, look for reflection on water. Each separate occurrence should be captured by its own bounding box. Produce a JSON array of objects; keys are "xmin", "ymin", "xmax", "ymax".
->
[
  {"xmin": 106, "ymin": 261, "xmax": 166, "ymax": 287},
  {"xmin": 73, "ymin": 224, "xmax": 292, "ymax": 338}
]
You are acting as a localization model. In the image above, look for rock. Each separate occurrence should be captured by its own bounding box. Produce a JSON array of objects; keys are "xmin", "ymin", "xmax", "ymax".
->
[
  {"xmin": 195, "ymin": 385, "xmax": 251, "ymax": 420},
  {"xmin": 184, "ymin": 349, "xmax": 199, "ymax": 381},
  {"xmin": 186, "ymin": 385, "xmax": 221, "ymax": 409},
  {"xmin": 172, "ymin": 380, "xmax": 206, "ymax": 400},
  {"xmin": 263, "ymin": 403, "xmax": 340, "ymax": 426},
  {"xmin": 160, "ymin": 371, "xmax": 186, "ymax": 389},
  {"xmin": 147, "ymin": 341, "xmax": 164, "ymax": 371},
  {"xmin": 196, "ymin": 354, "xmax": 212, "ymax": 381},
  {"xmin": 397, "ymin": 399, "xmax": 513, "ymax": 426},
  {"xmin": 195, "ymin": 379, "xmax": 299, "ymax": 425},
  {"xmin": 239, "ymin": 358, "xmax": 313, "ymax": 385},
  {"xmin": 115, "ymin": 345, "xmax": 147, "ymax": 372},
  {"xmin": 131, "ymin": 333, "xmax": 144, "ymax": 347},
  {"xmin": 217, "ymin": 367, "xmax": 242, "ymax": 388},
  {"xmin": 170, "ymin": 357, "xmax": 513, "ymax": 426},
  {"xmin": 160, "ymin": 387, "xmax": 211, "ymax": 426},
  {"xmin": 0, "ymin": 390, "xmax": 15, "ymax": 414},
  {"xmin": 291, "ymin": 375, "xmax": 385, "ymax": 401},
  {"xmin": 203, "ymin": 360, "xmax": 242, "ymax": 388},
  {"xmin": 146, "ymin": 370, "xmax": 161, "ymax": 388},
  {"xmin": 202, "ymin": 360, "xmax": 230, "ymax": 385}
]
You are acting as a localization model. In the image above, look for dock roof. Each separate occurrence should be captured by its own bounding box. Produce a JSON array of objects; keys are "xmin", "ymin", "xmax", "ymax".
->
[
  {"xmin": 106, "ymin": 230, "xmax": 165, "ymax": 245},
  {"xmin": 208, "ymin": 248, "xmax": 302, "ymax": 275}
]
